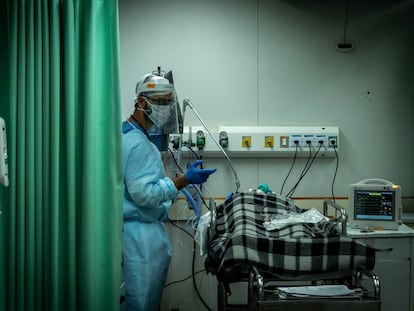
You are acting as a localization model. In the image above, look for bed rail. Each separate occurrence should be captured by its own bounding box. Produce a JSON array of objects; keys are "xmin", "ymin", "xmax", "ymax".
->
[{"xmin": 323, "ymin": 199, "xmax": 348, "ymax": 236}]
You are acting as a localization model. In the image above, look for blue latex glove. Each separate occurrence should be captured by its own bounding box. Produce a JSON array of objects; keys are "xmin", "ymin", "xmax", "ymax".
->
[{"xmin": 184, "ymin": 160, "xmax": 217, "ymax": 184}]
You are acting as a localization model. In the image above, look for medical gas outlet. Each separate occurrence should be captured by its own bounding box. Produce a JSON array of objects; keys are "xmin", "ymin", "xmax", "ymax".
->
[
  {"xmin": 196, "ymin": 130, "xmax": 206, "ymax": 150},
  {"xmin": 219, "ymin": 131, "xmax": 228, "ymax": 148},
  {"xmin": 265, "ymin": 136, "xmax": 274, "ymax": 148},
  {"xmin": 242, "ymin": 136, "xmax": 251, "ymax": 148}
]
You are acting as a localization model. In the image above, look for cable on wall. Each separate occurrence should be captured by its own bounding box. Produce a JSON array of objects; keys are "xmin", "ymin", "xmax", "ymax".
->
[
  {"xmin": 336, "ymin": 0, "xmax": 354, "ymax": 52},
  {"xmin": 330, "ymin": 143, "xmax": 339, "ymax": 202}
]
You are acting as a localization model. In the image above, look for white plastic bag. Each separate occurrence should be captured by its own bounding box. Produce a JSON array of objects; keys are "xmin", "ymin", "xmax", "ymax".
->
[{"xmin": 263, "ymin": 208, "xmax": 328, "ymax": 231}]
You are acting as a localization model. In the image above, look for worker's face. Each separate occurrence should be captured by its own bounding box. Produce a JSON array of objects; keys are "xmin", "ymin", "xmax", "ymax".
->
[
  {"xmin": 143, "ymin": 93, "xmax": 173, "ymax": 106},
  {"xmin": 139, "ymin": 93, "xmax": 173, "ymax": 128},
  {"xmin": 136, "ymin": 93, "xmax": 173, "ymax": 108}
]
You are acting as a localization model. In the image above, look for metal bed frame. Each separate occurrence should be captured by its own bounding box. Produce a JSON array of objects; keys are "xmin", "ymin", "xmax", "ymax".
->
[
  {"xmin": 247, "ymin": 264, "xmax": 380, "ymax": 311},
  {"xmin": 213, "ymin": 199, "xmax": 381, "ymax": 311}
]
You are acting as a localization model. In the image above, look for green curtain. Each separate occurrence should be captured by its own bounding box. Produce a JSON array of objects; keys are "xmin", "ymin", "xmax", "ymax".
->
[{"xmin": 0, "ymin": 1, "xmax": 123, "ymax": 311}]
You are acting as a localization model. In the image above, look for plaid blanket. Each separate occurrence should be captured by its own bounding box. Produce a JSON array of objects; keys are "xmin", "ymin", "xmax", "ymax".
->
[{"xmin": 205, "ymin": 192, "xmax": 375, "ymax": 280}]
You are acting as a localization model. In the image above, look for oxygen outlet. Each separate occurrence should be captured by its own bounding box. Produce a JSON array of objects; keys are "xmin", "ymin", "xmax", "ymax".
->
[
  {"xmin": 196, "ymin": 130, "xmax": 206, "ymax": 150},
  {"xmin": 219, "ymin": 131, "xmax": 228, "ymax": 148}
]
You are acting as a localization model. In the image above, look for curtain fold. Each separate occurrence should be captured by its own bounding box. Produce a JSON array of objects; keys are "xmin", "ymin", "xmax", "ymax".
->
[{"xmin": 0, "ymin": 1, "xmax": 123, "ymax": 310}]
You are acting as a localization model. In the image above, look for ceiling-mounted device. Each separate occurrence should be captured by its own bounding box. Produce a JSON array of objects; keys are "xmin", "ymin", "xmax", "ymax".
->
[
  {"xmin": 337, "ymin": 0, "xmax": 354, "ymax": 53},
  {"xmin": 336, "ymin": 43, "xmax": 354, "ymax": 53}
]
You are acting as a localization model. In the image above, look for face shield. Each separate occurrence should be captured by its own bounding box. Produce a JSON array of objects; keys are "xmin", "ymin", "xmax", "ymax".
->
[
  {"xmin": 135, "ymin": 68, "xmax": 183, "ymax": 150},
  {"xmin": 142, "ymin": 95, "xmax": 173, "ymax": 128}
]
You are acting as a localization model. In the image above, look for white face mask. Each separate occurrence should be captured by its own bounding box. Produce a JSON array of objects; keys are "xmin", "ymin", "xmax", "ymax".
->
[{"xmin": 145, "ymin": 100, "xmax": 171, "ymax": 128}]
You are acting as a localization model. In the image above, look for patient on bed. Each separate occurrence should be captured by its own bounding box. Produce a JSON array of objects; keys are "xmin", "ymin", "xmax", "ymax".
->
[{"xmin": 205, "ymin": 191, "xmax": 376, "ymax": 281}]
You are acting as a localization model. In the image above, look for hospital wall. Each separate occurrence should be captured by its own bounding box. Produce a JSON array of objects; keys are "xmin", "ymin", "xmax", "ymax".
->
[{"xmin": 119, "ymin": 0, "xmax": 414, "ymax": 310}]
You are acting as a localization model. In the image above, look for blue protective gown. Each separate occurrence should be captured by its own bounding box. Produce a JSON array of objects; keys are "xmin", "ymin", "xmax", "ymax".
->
[{"xmin": 122, "ymin": 121, "xmax": 179, "ymax": 311}]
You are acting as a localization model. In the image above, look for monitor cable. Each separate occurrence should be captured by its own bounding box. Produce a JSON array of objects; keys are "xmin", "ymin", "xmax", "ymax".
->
[
  {"xmin": 330, "ymin": 141, "xmax": 339, "ymax": 202},
  {"xmin": 280, "ymin": 143, "xmax": 298, "ymax": 195}
]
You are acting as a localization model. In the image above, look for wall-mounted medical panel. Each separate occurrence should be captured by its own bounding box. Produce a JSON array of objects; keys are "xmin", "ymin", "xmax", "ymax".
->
[{"xmin": 172, "ymin": 126, "xmax": 339, "ymax": 158}]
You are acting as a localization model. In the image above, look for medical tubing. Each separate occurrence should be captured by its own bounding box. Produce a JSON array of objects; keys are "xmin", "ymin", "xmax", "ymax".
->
[
  {"xmin": 181, "ymin": 187, "xmax": 201, "ymax": 225},
  {"xmin": 164, "ymin": 269, "xmax": 204, "ymax": 288},
  {"xmin": 183, "ymin": 144, "xmax": 201, "ymax": 160},
  {"xmin": 168, "ymin": 148, "xmax": 209, "ymax": 209},
  {"xmin": 176, "ymin": 133, "xmax": 183, "ymax": 173},
  {"xmin": 192, "ymin": 240, "xmax": 212, "ymax": 311},
  {"xmin": 168, "ymin": 148, "xmax": 184, "ymax": 174},
  {"xmin": 168, "ymin": 218, "xmax": 194, "ymax": 239},
  {"xmin": 183, "ymin": 99, "xmax": 240, "ymax": 192}
]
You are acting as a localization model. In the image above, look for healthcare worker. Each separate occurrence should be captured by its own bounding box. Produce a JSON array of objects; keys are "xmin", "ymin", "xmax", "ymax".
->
[{"xmin": 122, "ymin": 69, "xmax": 217, "ymax": 311}]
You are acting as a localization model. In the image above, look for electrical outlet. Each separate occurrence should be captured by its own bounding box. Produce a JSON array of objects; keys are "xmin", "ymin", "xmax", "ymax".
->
[
  {"xmin": 303, "ymin": 134, "xmax": 314, "ymax": 148},
  {"xmin": 314, "ymin": 134, "xmax": 328, "ymax": 148},
  {"xmin": 280, "ymin": 135, "xmax": 289, "ymax": 148},
  {"xmin": 289, "ymin": 134, "xmax": 302, "ymax": 148},
  {"xmin": 328, "ymin": 135, "xmax": 338, "ymax": 148}
]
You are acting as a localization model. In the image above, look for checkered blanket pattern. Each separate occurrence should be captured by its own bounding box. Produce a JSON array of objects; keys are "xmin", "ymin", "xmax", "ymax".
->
[{"xmin": 206, "ymin": 192, "xmax": 375, "ymax": 278}]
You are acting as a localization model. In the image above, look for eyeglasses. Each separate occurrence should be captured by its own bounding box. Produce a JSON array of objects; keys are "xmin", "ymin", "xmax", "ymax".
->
[{"xmin": 142, "ymin": 95, "xmax": 175, "ymax": 106}]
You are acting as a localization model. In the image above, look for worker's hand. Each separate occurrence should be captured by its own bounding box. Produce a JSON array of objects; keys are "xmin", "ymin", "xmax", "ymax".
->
[{"xmin": 184, "ymin": 160, "xmax": 217, "ymax": 185}]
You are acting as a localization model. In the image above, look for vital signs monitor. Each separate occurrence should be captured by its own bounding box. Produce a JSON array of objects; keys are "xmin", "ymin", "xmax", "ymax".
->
[{"xmin": 349, "ymin": 179, "xmax": 401, "ymax": 230}]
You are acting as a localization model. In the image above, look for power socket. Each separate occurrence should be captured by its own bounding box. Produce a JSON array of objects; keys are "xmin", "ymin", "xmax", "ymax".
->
[
  {"xmin": 303, "ymin": 134, "xmax": 314, "ymax": 148},
  {"xmin": 328, "ymin": 136, "xmax": 338, "ymax": 148},
  {"xmin": 289, "ymin": 134, "xmax": 303, "ymax": 148},
  {"xmin": 314, "ymin": 135, "xmax": 328, "ymax": 148}
]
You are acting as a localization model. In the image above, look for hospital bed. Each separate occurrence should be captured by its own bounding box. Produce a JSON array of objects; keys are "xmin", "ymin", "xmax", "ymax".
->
[{"xmin": 205, "ymin": 191, "xmax": 380, "ymax": 311}]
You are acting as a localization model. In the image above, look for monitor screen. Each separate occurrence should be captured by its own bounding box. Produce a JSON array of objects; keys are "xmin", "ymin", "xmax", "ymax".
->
[
  {"xmin": 348, "ymin": 179, "xmax": 401, "ymax": 230},
  {"xmin": 354, "ymin": 190, "xmax": 395, "ymax": 221}
]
